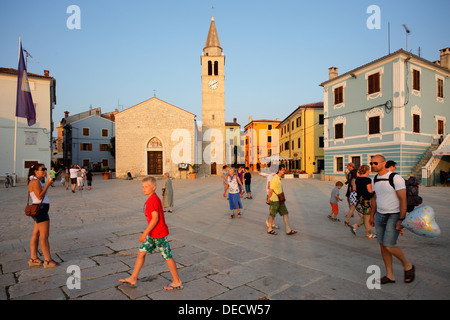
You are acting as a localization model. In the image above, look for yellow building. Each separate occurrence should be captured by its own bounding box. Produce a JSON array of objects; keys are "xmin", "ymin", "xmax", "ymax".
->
[
  {"xmin": 278, "ymin": 102, "xmax": 324, "ymax": 174},
  {"xmin": 244, "ymin": 117, "xmax": 281, "ymax": 171}
]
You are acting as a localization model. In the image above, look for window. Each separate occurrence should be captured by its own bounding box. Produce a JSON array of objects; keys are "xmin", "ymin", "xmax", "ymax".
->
[
  {"xmin": 413, "ymin": 69, "xmax": 420, "ymax": 91},
  {"xmin": 437, "ymin": 78, "xmax": 444, "ymax": 98},
  {"xmin": 369, "ymin": 116, "xmax": 380, "ymax": 135},
  {"xmin": 292, "ymin": 121, "xmax": 294, "ymax": 131},
  {"xmin": 102, "ymin": 159, "xmax": 109, "ymax": 167},
  {"xmin": 292, "ymin": 140, "xmax": 294, "ymax": 150},
  {"xmin": 284, "ymin": 141, "xmax": 290, "ymax": 150},
  {"xmin": 82, "ymin": 128, "xmax": 90, "ymax": 136},
  {"xmin": 413, "ymin": 114, "xmax": 420, "ymax": 133},
  {"xmin": 80, "ymin": 143, "xmax": 92, "ymax": 151},
  {"xmin": 268, "ymin": 136, "xmax": 272, "ymax": 143},
  {"xmin": 334, "ymin": 86, "xmax": 344, "ymax": 104},
  {"xmin": 319, "ymin": 114, "xmax": 324, "ymax": 125},
  {"xmin": 335, "ymin": 157, "xmax": 344, "ymax": 172},
  {"xmin": 368, "ymin": 72, "xmax": 380, "ymax": 94},
  {"xmin": 102, "ymin": 129, "xmax": 108, "ymax": 137},
  {"xmin": 208, "ymin": 61, "xmax": 212, "ymax": 76},
  {"xmin": 351, "ymin": 156, "xmax": 361, "ymax": 170},
  {"xmin": 319, "ymin": 136, "xmax": 324, "ymax": 148},
  {"xmin": 438, "ymin": 120, "xmax": 444, "ymax": 135},
  {"xmin": 335, "ymin": 123, "xmax": 344, "ymax": 139},
  {"xmin": 296, "ymin": 116, "xmax": 301, "ymax": 127},
  {"xmin": 214, "ymin": 61, "xmax": 219, "ymax": 76},
  {"xmin": 268, "ymin": 124, "xmax": 272, "ymax": 130},
  {"xmin": 100, "ymin": 144, "xmax": 111, "ymax": 151},
  {"xmin": 83, "ymin": 159, "xmax": 90, "ymax": 167},
  {"xmin": 298, "ymin": 137, "xmax": 301, "ymax": 148}
]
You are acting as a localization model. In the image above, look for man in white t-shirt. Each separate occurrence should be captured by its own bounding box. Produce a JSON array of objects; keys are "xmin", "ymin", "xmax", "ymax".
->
[
  {"xmin": 69, "ymin": 165, "xmax": 79, "ymax": 193},
  {"xmin": 370, "ymin": 155, "xmax": 415, "ymax": 284}
]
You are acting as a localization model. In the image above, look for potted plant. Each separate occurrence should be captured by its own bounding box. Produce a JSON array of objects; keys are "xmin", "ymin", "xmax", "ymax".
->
[
  {"xmin": 102, "ymin": 166, "xmax": 110, "ymax": 180},
  {"xmin": 189, "ymin": 164, "xmax": 200, "ymax": 179},
  {"xmin": 298, "ymin": 170, "xmax": 309, "ymax": 179}
]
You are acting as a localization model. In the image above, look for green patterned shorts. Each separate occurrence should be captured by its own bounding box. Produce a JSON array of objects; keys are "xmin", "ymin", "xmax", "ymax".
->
[{"xmin": 139, "ymin": 236, "xmax": 172, "ymax": 260}]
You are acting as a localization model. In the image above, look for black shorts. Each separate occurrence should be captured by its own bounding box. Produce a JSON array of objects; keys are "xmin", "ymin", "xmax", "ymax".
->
[
  {"xmin": 32, "ymin": 204, "xmax": 50, "ymax": 223},
  {"xmin": 70, "ymin": 178, "xmax": 77, "ymax": 184}
]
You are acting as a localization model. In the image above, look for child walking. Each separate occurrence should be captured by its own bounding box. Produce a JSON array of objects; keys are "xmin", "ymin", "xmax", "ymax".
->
[
  {"xmin": 328, "ymin": 181, "xmax": 344, "ymax": 221},
  {"xmin": 119, "ymin": 176, "xmax": 182, "ymax": 290}
]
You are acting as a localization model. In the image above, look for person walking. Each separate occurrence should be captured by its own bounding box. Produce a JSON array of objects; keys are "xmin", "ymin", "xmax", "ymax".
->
[
  {"xmin": 27, "ymin": 164, "xmax": 60, "ymax": 268},
  {"xmin": 243, "ymin": 167, "xmax": 252, "ymax": 199},
  {"xmin": 86, "ymin": 169, "xmax": 93, "ymax": 191},
  {"xmin": 266, "ymin": 164, "xmax": 297, "ymax": 236},
  {"xmin": 162, "ymin": 172, "xmax": 174, "ymax": 213},
  {"xmin": 69, "ymin": 165, "xmax": 78, "ymax": 193},
  {"xmin": 226, "ymin": 168, "xmax": 243, "ymax": 218},
  {"xmin": 349, "ymin": 165, "xmax": 376, "ymax": 238},
  {"xmin": 221, "ymin": 165, "xmax": 229, "ymax": 198},
  {"xmin": 328, "ymin": 181, "xmax": 344, "ymax": 221},
  {"xmin": 344, "ymin": 164, "xmax": 359, "ymax": 227},
  {"xmin": 370, "ymin": 155, "xmax": 415, "ymax": 284},
  {"xmin": 119, "ymin": 176, "xmax": 182, "ymax": 290}
]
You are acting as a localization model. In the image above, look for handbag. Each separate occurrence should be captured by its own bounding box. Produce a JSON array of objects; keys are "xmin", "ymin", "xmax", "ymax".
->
[
  {"xmin": 355, "ymin": 196, "xmax": 371, "ymax": 215},
  {"xmin": 273, "ymin": 190, "xmax": 286, "ymax": 204},
  {"xmin": 25, "ymin": 192, "xmax": 43, "ymax": 217}
]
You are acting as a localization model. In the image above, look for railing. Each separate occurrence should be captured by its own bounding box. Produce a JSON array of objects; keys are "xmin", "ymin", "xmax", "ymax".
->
[{"xmin": 422, "ymin": 134, "xmax": 450, "ymax": 186}]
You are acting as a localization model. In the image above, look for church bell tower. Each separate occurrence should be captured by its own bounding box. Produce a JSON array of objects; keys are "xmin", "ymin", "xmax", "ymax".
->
[{"xmin": 201, "ymin": 16, "xmax": 226, "ymax": 174}]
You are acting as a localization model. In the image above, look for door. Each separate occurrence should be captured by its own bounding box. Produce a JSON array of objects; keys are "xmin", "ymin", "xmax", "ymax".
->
[
  {"xmin": 147, "ymin": 151, "xmax": 163, "ymax": 175},
  {"xmin": 211, "ymin": 162, "xmax": 217, "ymax": 175}
]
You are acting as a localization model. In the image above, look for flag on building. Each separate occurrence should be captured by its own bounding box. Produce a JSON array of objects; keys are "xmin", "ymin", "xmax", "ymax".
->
[{"xmin": 15, "ymin": 40, "xmax": 36, "ymax": 126}]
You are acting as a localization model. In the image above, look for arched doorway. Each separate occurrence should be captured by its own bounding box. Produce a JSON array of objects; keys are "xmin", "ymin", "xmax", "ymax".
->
[{"xmin": 147, "ymin": 137, "xmax": 163, "ymax": 175}]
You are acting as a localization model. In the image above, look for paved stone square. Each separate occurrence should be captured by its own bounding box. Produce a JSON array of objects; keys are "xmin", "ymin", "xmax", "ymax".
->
[{"xmin": 1, "ymin": 174, "xmax": 449, "ymax": 300}]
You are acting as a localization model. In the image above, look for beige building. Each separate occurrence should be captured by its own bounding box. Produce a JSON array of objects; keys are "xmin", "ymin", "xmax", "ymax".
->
[
  {"xmin": 200, "ymin": 16, "xmax": 226, "ymax": 175},
  {"xmin": 115, "ymin": 96, "xmax": 198, "ymax": 179}
]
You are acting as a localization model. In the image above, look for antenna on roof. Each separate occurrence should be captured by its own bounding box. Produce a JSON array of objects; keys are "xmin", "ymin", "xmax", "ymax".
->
[{"xmin": 402, "ymin": 24, "xmax": 411, "ymax": 51}]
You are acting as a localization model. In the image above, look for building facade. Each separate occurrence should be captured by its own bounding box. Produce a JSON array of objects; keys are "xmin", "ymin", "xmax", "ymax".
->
[
  {"xmin": 278, "ymin": 102, "xmax": 324, "ymax": 174},
  {"xmin": 320, "ymin": 48, "xmax": 450, "ymax": 181},
  {"xmin": 244, "ymin": 118, "xmax": 281, "ymax": 171},
  {"xmin": 60, "ymin": 108, "xmax": 116, "ymax": 170},
  {"xmin": 0, "ymin": 68, "xmax": 56, "ymax": 182},
  {"xmin": 200, "ymin": 16, "xmax": 226, "ymax": 175},
  {"xmin": 115, "ymin": 96, "xmax": 198, "ymax": 179}
]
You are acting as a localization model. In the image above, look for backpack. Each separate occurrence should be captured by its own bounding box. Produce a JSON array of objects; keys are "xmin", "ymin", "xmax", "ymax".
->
[{"xmin": 373, "ymin": 172, "xmax": 423, "ymax": 212}]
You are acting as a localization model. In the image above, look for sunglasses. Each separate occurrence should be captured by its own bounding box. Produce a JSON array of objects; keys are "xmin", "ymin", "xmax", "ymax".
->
[
  {"xmin": 37, "ymin": 168, "xmax": 47, "ymax": 171},
  {"xmin": 370, "ymin": 162, "xmax": 378, "ymax": 166}
]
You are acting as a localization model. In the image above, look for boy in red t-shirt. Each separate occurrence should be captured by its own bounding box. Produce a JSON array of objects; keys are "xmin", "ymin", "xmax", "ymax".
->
[{"xmin": 119, "ymin": 176, "xmax": 182, "ymax": 290}]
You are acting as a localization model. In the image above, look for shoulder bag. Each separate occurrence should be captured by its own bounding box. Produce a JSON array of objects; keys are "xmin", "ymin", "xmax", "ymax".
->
[{"xmin": 25, "ymin": 192, "xmax": 43, "ymax": 217}]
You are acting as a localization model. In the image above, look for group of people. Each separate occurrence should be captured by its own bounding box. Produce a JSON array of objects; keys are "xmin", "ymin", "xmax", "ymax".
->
[
  {"xmin": 221, "ymin": 164, "xmax": 297, "ymax": 235},
  {"xmin": 25, "ymin": 155, "xmax": 415, "ymax": 291},
  {"xmin": 63, "ymin": 165, "xmax": 93, "ymax": 193},
  {"xmin": 328, "ymin": 155, "xmax": 415, "ymax": 284}
]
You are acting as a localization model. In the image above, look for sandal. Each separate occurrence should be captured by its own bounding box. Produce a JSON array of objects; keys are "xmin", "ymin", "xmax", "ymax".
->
[
  {"xmin": 267, "ymin": 230, "xmax": 278, "ymax": 235},
  {"xmin": 28, "ymin": 258, "xmax": 43, "ymax": 267},
  {"xmin": 237, "ymin": 213, "xmax": 241, "ymax": 218},
  {"xmin": 404, "ymin": 265, "xmax": 415, "ymax": 283},
  {"xmin": 286, "ymin": 230, "xmax": 297, "ymax": 235},
  {"xmin": 379, "ymin": 276, "xmax": 396, "ymax": 284},
  {"xmin": 230, "ymin": 214, "xmax": 235, "ymax": 219},
  {"xmin": 44, "ymin": 259, "xmax": 60, "ymax": 269},
  {"xmin": 350, "ymin": 227, "xmax": 356, "ymax": 236}
]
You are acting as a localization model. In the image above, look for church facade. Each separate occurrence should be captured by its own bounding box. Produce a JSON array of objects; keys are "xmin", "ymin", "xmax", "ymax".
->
[{"xmin": 115, "ymin": 16, "xmax": 226, "ymax": 179}]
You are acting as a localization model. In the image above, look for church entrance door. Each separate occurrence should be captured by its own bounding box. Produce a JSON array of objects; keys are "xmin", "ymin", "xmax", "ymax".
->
[{"xmin": 147, "ymin": 151, "xmax": 163, "ymax": 175}]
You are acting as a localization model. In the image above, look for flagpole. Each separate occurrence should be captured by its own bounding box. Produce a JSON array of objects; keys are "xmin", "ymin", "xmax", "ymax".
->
[{"xmin": 13, "ymin": 37, "xmax": 21, "ymax": 186}]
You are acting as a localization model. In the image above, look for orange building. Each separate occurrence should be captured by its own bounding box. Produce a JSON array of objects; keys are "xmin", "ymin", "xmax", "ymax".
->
[{"xmin": 244, "ymin": 117, "xmax": 280, "ymax": 171}]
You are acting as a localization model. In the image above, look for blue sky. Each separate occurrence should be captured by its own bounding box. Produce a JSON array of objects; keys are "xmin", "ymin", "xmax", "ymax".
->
[{"xmin": 1, "ymin": 0, "xmax": 448, "ymax": 132}]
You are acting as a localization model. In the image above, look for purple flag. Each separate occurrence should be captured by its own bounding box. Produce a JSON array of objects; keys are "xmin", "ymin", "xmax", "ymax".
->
[{"xmin": 15, "ymin": 41, "xmax": 36, "ymax": 126}]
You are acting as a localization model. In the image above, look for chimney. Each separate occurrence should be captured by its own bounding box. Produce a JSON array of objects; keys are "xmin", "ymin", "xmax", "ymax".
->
[
  {"xmin": 233, "ymin": 117, "xmax": 237, "ymax": 124},
  {"xmin": 248, "ymin": 116, "xmax": 252, "ymax": 123},
  {"xmin": 329, "ymin": 67, "xmax": 338, "ymax": 80},
  {"xmin": 44, "ymin": 70, "xmax": 50, "ymax": 77},
  {"xmin": 440, "ymin": 47, "xmax": 450, "ymax": 70},
  {"xmin": 64, "ymin": 111, "xmax": 69, "ymax": 118}
]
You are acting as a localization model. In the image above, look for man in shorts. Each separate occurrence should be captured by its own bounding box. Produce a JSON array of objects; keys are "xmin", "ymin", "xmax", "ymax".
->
[
  {"xmin": 266, "ymin": 164, "xmax": 297, "ymax": 236},
  {"xmin": 370, "ymin": 155, "xmax": 415, "ymax": 284}
]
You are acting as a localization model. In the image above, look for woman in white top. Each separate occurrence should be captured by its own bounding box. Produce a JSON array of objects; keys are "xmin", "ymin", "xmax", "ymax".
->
[{"xmin": 27, "ymin": 163, "xmax": 60, "ymax": 268}]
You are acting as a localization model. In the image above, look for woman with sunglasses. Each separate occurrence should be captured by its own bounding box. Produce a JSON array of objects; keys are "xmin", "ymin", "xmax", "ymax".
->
[{"xmin": 27, "ymin": 164, "xmax": 60, "ymax": 268}]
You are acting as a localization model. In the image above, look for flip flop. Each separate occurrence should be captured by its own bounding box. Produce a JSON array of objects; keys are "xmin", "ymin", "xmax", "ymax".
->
[
  {"xmin": 164, "ymin": 284, "xmax": 184, "ymax": 291},
  {"xmin": 267, "ymin": 230, "xmax": 278, "ymax": 235},
  {"xmin": 404, "ymin": 265, "xmax": 415, "ymax": 283},
  {"xmin": 286, "ymin": 230, "xmax": 298, "ymax": 235},
  {"xmin": 119, "ymin": 279, "xmax": 137, "ymax": 287},
  {"xmin": 378, "ymin": 276, "xmax": 395, "ymax": 284}
]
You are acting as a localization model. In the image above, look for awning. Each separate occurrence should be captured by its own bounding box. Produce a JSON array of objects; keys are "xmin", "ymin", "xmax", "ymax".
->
[
  {"xmin": 432, "ymin": 145, "xmax": 450, "ymax": 156},
  {"xmin": 260, "ymin": 154, "xmax": 293, "ymax": 162}
]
